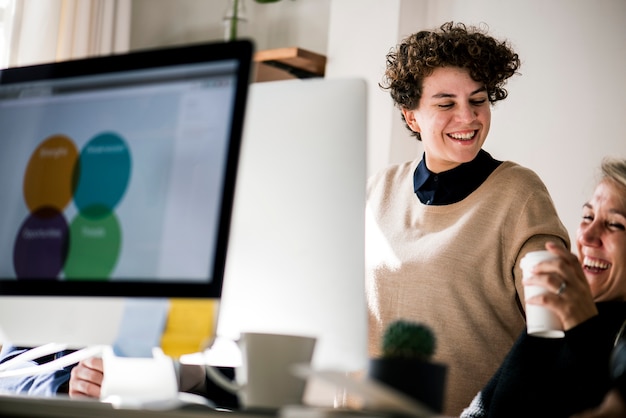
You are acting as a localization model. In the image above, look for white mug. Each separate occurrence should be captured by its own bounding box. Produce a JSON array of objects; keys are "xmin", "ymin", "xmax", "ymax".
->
[{"xmin": 205, "ymin": 332, "xmax": 317, "ymax": 409}]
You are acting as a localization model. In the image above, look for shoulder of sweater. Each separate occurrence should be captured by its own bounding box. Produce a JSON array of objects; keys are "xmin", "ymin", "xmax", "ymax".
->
[
  {"xmin": 367, "ymin": 160, "xmax": 416, "ymax": 189},
  {"xmin": 596, "ymin": 301, "xmax": 626, "ymax": 318},
  {"xmin": 566, "ymin": 302, "xmax": 626, "ymax": 342},
  {"xmin": 369, "ymin": 160, "xmax": 416, "ymax": 179},
  {"xmin": 366, "ymin": 159, "xmax": 550, "ymax": 195},
  {"xmin": 367, "ymin": 160, "xmax": 543, "ymax": 183},
  {"xmin": 489, "ymin": 161, "xmax": 549, "ymax": 192}
]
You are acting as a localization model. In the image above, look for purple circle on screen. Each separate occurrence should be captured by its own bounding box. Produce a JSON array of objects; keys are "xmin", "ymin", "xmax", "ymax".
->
[{"xmin": 13, "ymin": 207, "xmax": 69, "ymax": 279}]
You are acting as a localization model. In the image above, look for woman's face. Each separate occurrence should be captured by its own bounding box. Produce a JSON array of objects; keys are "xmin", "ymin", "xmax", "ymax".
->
[
  {"xmin": 402, "ymin": 66, "xmax": 491, "ymax": 173},
  {"xmin": 577, "ymin": 179, "xmax": 626, "ymax": 301}
]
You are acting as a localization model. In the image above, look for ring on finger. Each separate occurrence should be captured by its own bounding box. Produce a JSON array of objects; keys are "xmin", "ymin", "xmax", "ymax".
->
[{"xmin": 556, "ymin": 281, "xmax": 567, "ymax": 296}]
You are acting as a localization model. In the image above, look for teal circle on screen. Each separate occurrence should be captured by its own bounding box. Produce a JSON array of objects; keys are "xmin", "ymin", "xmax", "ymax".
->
[{"xmin": 73, "ymin": 132, "xmax": 131, "ymax": 219}]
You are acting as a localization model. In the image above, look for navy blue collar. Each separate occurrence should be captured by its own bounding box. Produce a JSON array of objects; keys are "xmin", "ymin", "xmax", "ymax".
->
[{"xmin": 413, "ymin": 149, "xmax": 502, "ymax": 205}]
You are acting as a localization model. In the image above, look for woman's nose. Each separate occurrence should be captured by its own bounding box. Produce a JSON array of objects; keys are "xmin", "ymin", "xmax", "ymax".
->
[
  {"xmin": 579, "ymin": 222, "xmax": 602, "ymax": 247},
  {"xmin": 455, "ymin": 104, "xmax": 477, "ymax": 123}
]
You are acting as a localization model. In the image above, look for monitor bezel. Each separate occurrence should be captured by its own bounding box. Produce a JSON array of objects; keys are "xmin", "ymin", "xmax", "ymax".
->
[{"xmin": 0, "ymin": 40, "xmax": 254, "ymax": 299}]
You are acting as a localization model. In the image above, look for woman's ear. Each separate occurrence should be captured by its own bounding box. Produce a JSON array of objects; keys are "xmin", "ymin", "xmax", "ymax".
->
[{"xmin": 402, "ymin": 108, "xmax": 420, "ymax": 132}]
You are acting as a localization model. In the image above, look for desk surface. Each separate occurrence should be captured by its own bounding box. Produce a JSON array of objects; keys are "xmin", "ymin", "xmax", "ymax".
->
[
  {"xmin": 0, "ymin": 394, "xmax": 450, "ymax": 418},
  {"xmin": 0, "ymin": 393, "xmax": 272, "ymax": 418}
]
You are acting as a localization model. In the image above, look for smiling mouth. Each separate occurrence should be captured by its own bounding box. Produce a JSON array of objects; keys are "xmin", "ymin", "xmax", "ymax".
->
[
  {"xmin": 448, "ymin": 130, "xmax": 477, "ymax": 141},
  {"xmin": 583, "ymin": 256, "xmax": 611, "ymax": 273}
]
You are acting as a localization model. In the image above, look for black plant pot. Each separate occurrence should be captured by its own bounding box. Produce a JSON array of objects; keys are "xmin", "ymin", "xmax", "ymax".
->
[{"xmin": 368, "ymin": 357, "xmax": 447, "ymax": 414}]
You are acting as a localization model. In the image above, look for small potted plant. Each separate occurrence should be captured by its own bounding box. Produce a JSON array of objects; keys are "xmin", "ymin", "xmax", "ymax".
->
[
  {"xmin": 368, "ymin": 319, "xmax": 447, "ymax": 413},
  {"xmin": 224, "ymin": 0, "xmax": 295, "ymax": 41}
]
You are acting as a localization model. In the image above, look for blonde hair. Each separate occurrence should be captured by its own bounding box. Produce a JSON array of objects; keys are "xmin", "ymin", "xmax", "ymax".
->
[{"xmin": 601, "ymin": 157, "xmax": 626, "ymax": 191}]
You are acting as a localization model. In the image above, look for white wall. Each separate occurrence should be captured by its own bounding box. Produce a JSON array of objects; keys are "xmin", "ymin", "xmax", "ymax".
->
[
  {"xmin": 432, "ymin": 0, "xmax": 626, "ymax": 248},
  {"xmin": 129, "ymin": 0, "xmax": 330, "ymax": 54},
  {"xmin": 130, "ymin": 0, "xmax": 626, "ymax": 247},
  {"xmin": 326, "ymin": 0, "xmax": 626, "ymax": 249}
]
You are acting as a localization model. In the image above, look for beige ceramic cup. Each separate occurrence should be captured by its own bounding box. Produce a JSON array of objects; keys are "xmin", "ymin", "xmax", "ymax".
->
[
  {"xmin": 205, "ymin": 332, "xmax": 317, "ymax": 409},
  {"xmin": 521, "ymin": 250, "xmax": 565, "ymax": 338}
]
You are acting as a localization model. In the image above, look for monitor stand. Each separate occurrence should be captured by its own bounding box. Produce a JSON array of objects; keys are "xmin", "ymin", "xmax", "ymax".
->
[
  {"xmin": 100, "ymin": 345, "xmax": 179, "ymax": 408},
  {"xmin": 98, "ymin": 298, "xmax": 181, "ymax": 407},
  {"xmin": 0, "ymin": 298, "xmax": 181, "ymax": 408}
]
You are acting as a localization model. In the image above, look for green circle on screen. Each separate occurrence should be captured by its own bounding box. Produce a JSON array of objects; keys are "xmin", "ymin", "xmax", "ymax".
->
[{"xmin": 64, "ymin": 210, "xmax": 121, "ymax": 280}]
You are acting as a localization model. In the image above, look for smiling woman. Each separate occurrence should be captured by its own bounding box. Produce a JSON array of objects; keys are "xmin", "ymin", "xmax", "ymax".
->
[
  {"xmin": 461, "ymin": 157, "xmax": 626, "ymax": 418},
  {"xmin": 366, "ymin": 21, "xmax": 570, "ymax": 416},
  {"xmin": 401, "ymin": 66, "xmax": 491, "ymax": 173},
  {"xmin": 577, "ymin": 160, "xmax": 626, "ymax": 302}
]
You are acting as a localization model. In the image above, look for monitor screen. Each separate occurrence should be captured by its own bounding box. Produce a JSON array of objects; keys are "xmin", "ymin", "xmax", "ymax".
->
[{"xmin": 0, "ymin": 40, "xmax": 253, "ymax": 348}]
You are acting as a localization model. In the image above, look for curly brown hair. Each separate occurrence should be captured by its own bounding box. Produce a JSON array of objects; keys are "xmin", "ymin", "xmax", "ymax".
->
[{"xmin": 380, "ymin": 22, "xmax": 521, "ymax": 140}]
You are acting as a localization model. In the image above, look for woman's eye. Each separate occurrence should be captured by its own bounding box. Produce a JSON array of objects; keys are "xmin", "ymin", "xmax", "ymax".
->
[
  {"xmin": 582, "ymin": 215, "xmax": 593, "ymax": 222},
  {"xmin": 471, "ymin": 99, "xmax": 487, "ymax": 106},
  {"xmin": 608, "ymin": 222, "xmax": 626, "ymax": 231},
  {"xmin": 438, "ymin": 103, "xmax": 454, "ymax": 109}
]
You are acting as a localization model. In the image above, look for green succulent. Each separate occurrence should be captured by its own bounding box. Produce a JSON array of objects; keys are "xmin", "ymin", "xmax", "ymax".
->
[{"xmin": 382, "ymin": 319, "xmax": 436, "ymax": 361}]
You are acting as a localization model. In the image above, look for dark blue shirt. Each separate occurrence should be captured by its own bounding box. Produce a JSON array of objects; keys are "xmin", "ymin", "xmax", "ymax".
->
[{"xmin": 413, "ymin": 149, "xmax": 502, "ymax": 205}]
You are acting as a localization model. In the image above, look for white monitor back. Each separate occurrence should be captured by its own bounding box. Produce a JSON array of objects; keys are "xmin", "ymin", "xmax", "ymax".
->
[{"xmin": 215, "ymin": 78, "xmax": 368, "ymax": 373}]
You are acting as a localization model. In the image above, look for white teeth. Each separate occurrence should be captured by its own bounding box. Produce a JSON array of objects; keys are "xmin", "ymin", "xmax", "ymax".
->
[
  {"xmin": 583, "ymin": 256, "xmax": 610, "ymax": 270},
  {"xmin": 449, "ymin": 131, "xmax": 475, "ymax": 140}
]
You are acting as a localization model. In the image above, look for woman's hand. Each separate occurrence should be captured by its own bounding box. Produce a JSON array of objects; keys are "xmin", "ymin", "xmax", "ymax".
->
[
  {"xmin": 68, "ymin": 356, "xmax": 104, "ymax": 398},
  {"xmin": 523, "ymin": 241, "xmax": 599, "ymax": 331}
]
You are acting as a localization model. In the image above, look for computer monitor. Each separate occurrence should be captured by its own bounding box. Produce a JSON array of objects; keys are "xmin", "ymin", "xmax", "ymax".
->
[
  {"xmin": 212, "ymin": 77, "xmax": 369, "ymax": 374},
  {"xmin": 0, "ymin": 40, "xmax": 253, "ymax": 350}
]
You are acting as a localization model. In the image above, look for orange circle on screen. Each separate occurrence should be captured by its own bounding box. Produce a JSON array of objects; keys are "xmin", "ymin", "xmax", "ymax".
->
[{"xmin": 23, "ymin": 135, "xmax": 79, "ymax": 213}]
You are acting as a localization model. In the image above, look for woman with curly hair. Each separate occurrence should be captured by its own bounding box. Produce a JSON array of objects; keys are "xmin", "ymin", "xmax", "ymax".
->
[{"xmin": 366, "ymin": 22, "xmax": 570, "ymax": 415}]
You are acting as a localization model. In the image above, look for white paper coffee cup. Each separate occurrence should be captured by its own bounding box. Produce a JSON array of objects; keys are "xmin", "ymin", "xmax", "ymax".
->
[{"xmin": 521, "ymin": 250, "xmax": 564, "ymax": 338}]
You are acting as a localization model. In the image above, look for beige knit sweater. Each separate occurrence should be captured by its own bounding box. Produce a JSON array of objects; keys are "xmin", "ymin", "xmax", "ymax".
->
[{"xmin": 365, "ymin": 159, "xmax": 570, "ymax": 416}]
